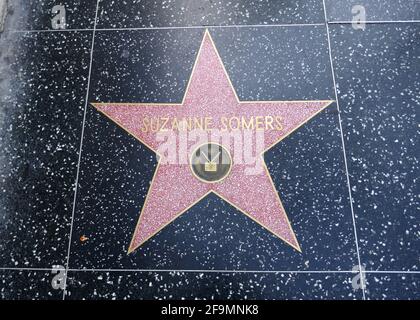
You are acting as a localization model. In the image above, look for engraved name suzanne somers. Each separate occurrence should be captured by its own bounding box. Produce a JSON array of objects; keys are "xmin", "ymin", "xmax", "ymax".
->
[{"xmin": 140, "ymin": 115, "xmax": 285, "ymax": 132}]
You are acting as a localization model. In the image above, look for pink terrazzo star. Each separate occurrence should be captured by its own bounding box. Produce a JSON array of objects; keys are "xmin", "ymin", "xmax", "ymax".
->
[{"xmin": 92, "ymin": 30, "xmax": 333, "ymax": 253}]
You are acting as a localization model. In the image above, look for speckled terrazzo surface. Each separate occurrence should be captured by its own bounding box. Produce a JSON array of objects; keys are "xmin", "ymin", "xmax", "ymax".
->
[{"xmin": 0, "ymin": 1, "xmax": 418, "ymax": 300}]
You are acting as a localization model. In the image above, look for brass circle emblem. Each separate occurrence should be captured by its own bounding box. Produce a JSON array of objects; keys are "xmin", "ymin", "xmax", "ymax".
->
[{"xmin": 190, "ymin": 143, "xmax": 232, "ymax": 183}]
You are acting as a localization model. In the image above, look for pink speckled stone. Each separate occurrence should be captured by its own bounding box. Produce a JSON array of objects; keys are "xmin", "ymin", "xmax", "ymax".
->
[{"xmin": 94, "ymin": 31, "xmax": 332, "ymax": 253}]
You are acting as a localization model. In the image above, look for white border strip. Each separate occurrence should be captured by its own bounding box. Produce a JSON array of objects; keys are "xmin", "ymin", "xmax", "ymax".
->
[
  {"xmin": 329, "ymin": 20, "xmax": 420, "ymax": 24},
  {"xmin": 61, "ymin": 0, "xmax": 101, "ymax": 300},
  {"xmin": 0, "ymin": 267, "xmax": 419, "ymax": 274},
  {"xmin": 322, "ymin": 0, "xmax": 367, "ymax": 300},
  {"xmin": 7, "ymin": 20, "xmax": 420, "ymax": 34},
  {"xmin": 8, "ymin": 23, "xmax": 324, "ymax": 33}
]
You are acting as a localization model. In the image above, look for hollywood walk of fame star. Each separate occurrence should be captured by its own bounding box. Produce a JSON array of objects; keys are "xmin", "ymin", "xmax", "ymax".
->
[{"xmin": 92, "ymin": 30, "xmax": 333, "ymax": 254}]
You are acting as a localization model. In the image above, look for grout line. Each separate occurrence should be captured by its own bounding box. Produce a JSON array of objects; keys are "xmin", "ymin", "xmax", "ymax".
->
[
  {"xmin": 8, "ymin": 23, "xmax": 325, "ymax": 33},
  {"xmin": 328, "ymin": 20, "xmax": 420, "ymax": 24},
  {"xmin": 364, "ymin": 271, "xmax": 420, "ymax": 274},
  {"xmin": 94, "ymin": 23, "xmax": 326, "ymax": 31},
  {"xmin": 0, "ymin": 267, "xmax": 56, "ymax": 271},
  {"xmin": 321, "ymin": 0, "xmax": 366, "ymax": 300},
  {"xmin": 0, "ymin": 267, "xmax": 419, "ymax": 274},
  {"xmin": 7, "ymin": 20, "xmax": 420, "ymax": 34},
  {"xmin": 9, "ymin": 28, "xmax": 94, "ymax": 33},
  {"xmin": 66, "ymin": 269, "xmax": 353, "ymax": 274},
  {"xmin": 61, "ymin": 0, "xmax": 101, "ymax": 301}
]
